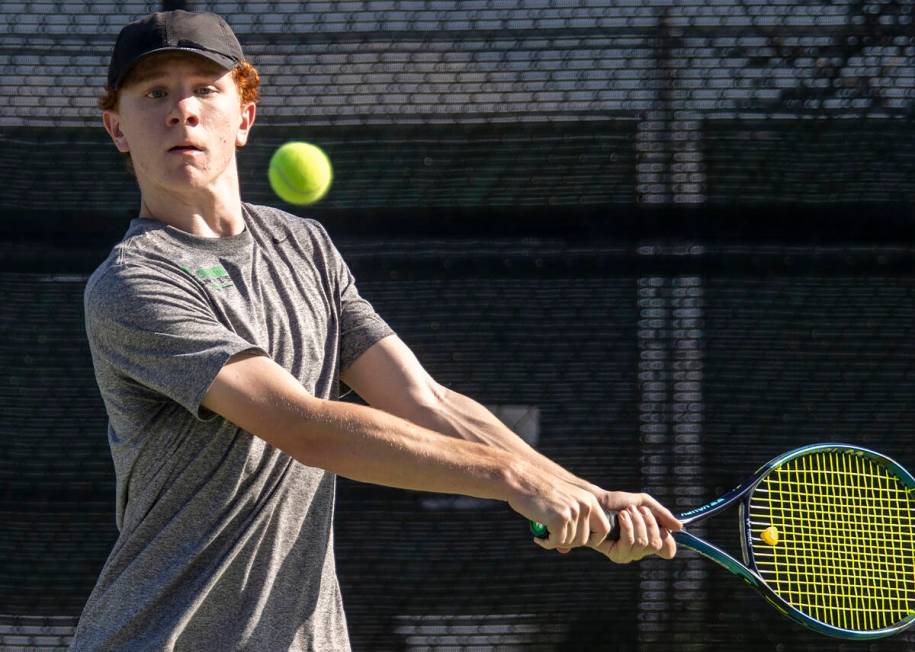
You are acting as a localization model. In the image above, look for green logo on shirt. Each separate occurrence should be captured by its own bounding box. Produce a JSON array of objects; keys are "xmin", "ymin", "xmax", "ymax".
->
[{"xmin": 179, "ymin": 264, "xmax": 234, "ymax": 291}]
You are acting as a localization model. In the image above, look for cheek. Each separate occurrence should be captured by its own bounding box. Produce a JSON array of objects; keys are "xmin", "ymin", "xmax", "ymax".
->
[
  {"xmin": 211, "ymin": 110, "xmax": 238, "ymax": 149},
  {"xmin": 120, "ymin": 110, "xmax": 161, "ymax": 151},
  {"xmin": 118, "ymin": 124, "xmax": 145, "ymax": 155}
]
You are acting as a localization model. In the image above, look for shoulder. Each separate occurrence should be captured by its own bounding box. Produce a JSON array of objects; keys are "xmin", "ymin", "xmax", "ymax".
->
[
  {"xmin": 244, "ymin": 202, "xmax": 330, "ymax": 235},
  {"xmin": 84, "ymin": 255, "xmax": 142, "ymax": 312},
  {"xmin": 83, "ymin": 261, "xmax": 146, "ymax": 322},
  {"xmin": 243, "ymin": 202, "xmax": 337, "ymax": 251},
  {"xmin": 84, "ymin": 253, "xmax": 203, "ymax": 327},
  {"xmin": 83, "ymin": 261, "xmax": 139, "ymax": 337},
  {"xmin": 85, "ymin": 218, "xmax": 193, "ymax": 297}
]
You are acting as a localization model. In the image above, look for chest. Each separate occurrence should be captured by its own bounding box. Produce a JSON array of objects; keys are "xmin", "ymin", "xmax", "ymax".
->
[{"xmin": 194, "ymin": 248, "xmax": 341, "ymax": 392}]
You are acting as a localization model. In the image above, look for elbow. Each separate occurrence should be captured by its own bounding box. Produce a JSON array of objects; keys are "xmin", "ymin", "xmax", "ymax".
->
[
  {"xmin": 402, "ymin": 379, "xmax": 450, "ymax": 423},
  {"xmin": 417, "ymin": 378, "xmax": 448, "ymax": 410},
  {"xmin": 245, "ymin": 391, "xmax": 329, "ymax": 464}
]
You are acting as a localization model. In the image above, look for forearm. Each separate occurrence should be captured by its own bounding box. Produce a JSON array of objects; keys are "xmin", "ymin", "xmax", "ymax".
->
[
  {"xmin": 207, "ymin": 354, "xmax": 531, "ymax": 501},
  {"xmin": 333, "ymin": 338, "xmax": 680, "ymax": 559},
  {"xmin": 406, "ymin": 387, "xmax": 596, "ymax": 492},
  {"xmin": 205, "ymin": 352, "xmax": 612, "ymax": 548},
  {"xmin": 253, "ymin": 389, "xmax": 522, "ymax": 502}
]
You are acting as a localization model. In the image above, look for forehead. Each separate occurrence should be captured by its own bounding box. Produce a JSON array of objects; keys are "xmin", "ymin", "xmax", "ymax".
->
[{"xmin": 122, "ymin": 52, "xmax": 229, "ymax": 88}]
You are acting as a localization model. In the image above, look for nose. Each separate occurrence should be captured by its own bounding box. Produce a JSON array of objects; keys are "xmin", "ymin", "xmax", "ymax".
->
[{"xmin": 167, "ymin": 96, "xmax": 201, "ymax": 127}]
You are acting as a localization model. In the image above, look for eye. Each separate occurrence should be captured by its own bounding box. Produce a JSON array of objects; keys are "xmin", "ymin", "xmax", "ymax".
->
[
  {"xmin": 146, "ymin": 88, "xmax": 166, "ymax": 99},
  {"xmin": 197, "ymin": 86, "xmax": 218, "ymax": 96}
]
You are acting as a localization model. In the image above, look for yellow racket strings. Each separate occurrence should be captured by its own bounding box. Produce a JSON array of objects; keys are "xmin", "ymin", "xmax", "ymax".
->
[{"xmin": 749, "ymin": 450, "xmax": 915, "ymax": 631}]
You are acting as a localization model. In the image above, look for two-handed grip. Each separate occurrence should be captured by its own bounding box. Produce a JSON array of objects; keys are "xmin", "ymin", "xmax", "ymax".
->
[{"xmin": 529, "ymin": 512, "xmax": 620, "ymax": 541}]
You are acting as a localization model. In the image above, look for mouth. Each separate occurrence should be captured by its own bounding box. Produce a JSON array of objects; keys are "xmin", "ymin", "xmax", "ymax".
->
[{"xmin": 169, "ymin": 144, "xmax": 204, "ymax": 154}]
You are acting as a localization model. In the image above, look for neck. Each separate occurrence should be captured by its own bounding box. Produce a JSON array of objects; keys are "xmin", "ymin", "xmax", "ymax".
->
[{"xmin": 137, "ymin": 170, "xmax": 246, "ymax": 238}]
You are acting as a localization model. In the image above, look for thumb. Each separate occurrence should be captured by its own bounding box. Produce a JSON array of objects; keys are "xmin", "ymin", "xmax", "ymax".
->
[{"xmin": 638, "ymin": 495, "xmax": 683, "ymax": 532}]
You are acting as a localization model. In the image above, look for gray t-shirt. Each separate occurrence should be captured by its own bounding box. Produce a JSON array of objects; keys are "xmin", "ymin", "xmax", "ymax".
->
[{"xmin": 72, "ymin": 203, "xmax": 393, "ymax": 651}]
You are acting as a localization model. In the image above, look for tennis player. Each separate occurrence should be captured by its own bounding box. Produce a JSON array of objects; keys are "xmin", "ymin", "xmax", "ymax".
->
[{"xmin": 72, "ymin": 10, "xmax": 682, "ymax": 651}]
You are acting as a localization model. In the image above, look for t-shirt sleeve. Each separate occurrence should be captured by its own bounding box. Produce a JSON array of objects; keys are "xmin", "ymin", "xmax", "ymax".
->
[
  {"xmin": 309, "ymin": 221, "xmax": 394, "ymax": 371},
  {"xmin": 84, "ymin": 263, "xmax": 265, "ymax": 420}
]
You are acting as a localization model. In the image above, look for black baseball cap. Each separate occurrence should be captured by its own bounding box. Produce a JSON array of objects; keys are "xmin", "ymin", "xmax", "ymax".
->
[{"xmin": 107, "ymin": 10, "xmax": 244, "ymax": 90}]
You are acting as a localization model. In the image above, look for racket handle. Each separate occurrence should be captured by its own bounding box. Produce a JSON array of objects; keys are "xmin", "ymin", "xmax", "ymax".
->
[{"xmin": 529, "ymin": 511, "xmax": 620, "ymax": 541}]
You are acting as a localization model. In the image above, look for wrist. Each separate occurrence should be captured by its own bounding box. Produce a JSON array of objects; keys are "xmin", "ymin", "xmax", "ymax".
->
[{"xmin": 498, "ymin": 456, "xmax": 532, "ymax": 505}]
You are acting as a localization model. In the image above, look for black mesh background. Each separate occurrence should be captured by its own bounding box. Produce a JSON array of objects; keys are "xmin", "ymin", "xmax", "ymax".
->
[{"xmin": 2, "ymin": 1, "xmax": 915, "ymax": 650}]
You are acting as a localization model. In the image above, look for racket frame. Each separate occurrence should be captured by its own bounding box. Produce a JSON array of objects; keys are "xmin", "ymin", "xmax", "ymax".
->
[{"xmin": 673, "ymin": 442, "xmax": 915, "ymax": 640}]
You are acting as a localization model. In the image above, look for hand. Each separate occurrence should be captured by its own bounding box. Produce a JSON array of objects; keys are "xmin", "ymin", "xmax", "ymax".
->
[
  {"xmin": 507, "ymin": 466, "xmax": 614, "ymax": 552},
  {"xmin": 584, "ymin": 491, "xmax": 683, "ymax": 563}
]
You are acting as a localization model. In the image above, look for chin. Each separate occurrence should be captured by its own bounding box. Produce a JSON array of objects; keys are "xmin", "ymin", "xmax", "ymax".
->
[{"xmin": 165, "ymin": 165, "xmax": 214, "ymax": 187}]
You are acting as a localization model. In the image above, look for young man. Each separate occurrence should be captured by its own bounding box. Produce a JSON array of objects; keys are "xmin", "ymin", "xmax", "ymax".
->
[{"xmin": 73, "ymin": 10, "xmax": 682, "ymax": 651}]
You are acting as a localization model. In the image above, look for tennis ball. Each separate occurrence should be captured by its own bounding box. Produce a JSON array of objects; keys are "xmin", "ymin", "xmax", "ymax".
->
[
  {"xmin": 761, "ymin": 526, "xmax": 779, "ymax": 546},
  {"xmin": 268, "ymin": 141, "xmax": 333, "ymax": 205}
]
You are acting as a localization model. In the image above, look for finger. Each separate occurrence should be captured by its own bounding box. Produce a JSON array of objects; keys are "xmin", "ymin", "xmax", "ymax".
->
[
  {"xmin": 657, "ymin": 528, "xmax": 677, "ymax": 560},
  {"xmin": 641, "ymin": 506, "xmax": 663, "ymax": 552},
  {"xmin": 537, "ymin": 515, "xmax": 570, "ymax": 550},
  {"xmin": 627, "ymin": 506, "xmax": 651, "ymax": 560},
  {"xmin": 588, "ymin": 505, "xmax": 611, "ymax": 547},
  {"xmin": 611, "ymin": 509, "xmax": 636, "ymax": 562},
  {"xmin": 573, "ymin": 504, "xmax": 591, "ymax": 549},
  {"xmin": 534, "ymin": 526, "xmax": 574, "ymax": 550},
  {"xmin": 558, "ymin": 547, "xmax": 571, "ymax": 554},
  {"xmin": 560, "ymin": 509, "xmax": 579, "ymax": 548},
  {"xmin": 533, "ymin": 522, "xmax": 565, "ymax": 550},
  {"xmin": 637, "ymin": 494, "xmax": 683, "ymax": 532},
  {"xmin": 551, "ymin": 522, "xmax": 570, "ymax": 550},
  {"xmin": 587, "ymin": 517, "xmax": 617, "ymax": 558},
  {"xmin": 618, "ymin": 508, "xmax": 635, "ymax": 546}
]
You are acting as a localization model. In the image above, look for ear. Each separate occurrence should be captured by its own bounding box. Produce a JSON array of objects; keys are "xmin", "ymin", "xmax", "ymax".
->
[
  {"xmin": 102, "ymin": 111, "xmax": 131, "ymax": 153},
  {"xmin": 236, "ymin": 102, "xmax": 256, "ymax": 148}
]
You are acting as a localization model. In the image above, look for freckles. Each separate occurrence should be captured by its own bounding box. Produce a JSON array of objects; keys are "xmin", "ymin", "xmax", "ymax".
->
[{"xmin": 205, "ymin": 112, "xmax": 232, "ymax": 146}]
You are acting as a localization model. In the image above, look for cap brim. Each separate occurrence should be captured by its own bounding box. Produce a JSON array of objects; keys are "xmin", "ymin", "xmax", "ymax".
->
[{"xmin": 114, "ymin": 48, "xmax": 238, "ymax": 89}]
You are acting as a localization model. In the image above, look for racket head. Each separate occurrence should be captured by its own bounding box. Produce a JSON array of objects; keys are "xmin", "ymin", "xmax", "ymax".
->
[{"xmin": 740, "ymin": 443, "xmax": 915, "ymax": 639}]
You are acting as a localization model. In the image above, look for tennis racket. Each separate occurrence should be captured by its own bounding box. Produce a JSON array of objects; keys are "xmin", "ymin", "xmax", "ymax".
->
[{"xmin": 530, "ymin": 443, "xmax": 915, "ymax": 639}]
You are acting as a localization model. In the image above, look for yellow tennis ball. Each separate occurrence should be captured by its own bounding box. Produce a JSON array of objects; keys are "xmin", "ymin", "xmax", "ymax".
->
[
  {"xmin": 761, "ymin": 526, "xmax": 779, "ymax": 546},
  {"xmin": 268, "ymin": 142, "xmax": 333, "ymax": 205}
]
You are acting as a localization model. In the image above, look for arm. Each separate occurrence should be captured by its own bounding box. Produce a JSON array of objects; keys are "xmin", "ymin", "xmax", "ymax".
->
[
  {"xmin": 341, "ymin": 335, "xmax": 681, "ymax": 561},
  {"xmin": 202, "ymin": 350, "xmax": 611, "ymax": 551},
  {"xmin": 340, "ymin": 336, "xmax": 594, "ymax": 491}
]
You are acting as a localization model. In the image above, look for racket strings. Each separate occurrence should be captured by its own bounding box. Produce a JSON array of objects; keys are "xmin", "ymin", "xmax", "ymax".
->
[{"xmin": 748, "ymin": 450, "xmax": 915, "ymax": 632}]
